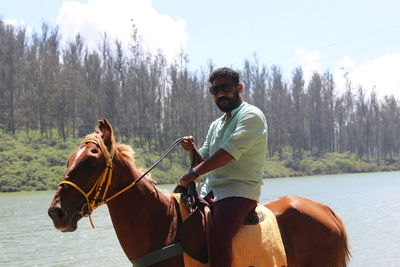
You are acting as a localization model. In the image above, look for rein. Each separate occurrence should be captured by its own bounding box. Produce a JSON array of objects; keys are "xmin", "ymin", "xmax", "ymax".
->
[{"xmin": 59, "ymin": 136, "xmax": 185, "ymax": 228}]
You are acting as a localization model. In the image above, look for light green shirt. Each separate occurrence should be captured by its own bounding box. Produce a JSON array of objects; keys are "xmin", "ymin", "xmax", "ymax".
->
[{"xmin": 198, "ymin": 102, "xmax": 268, "ymax": 201}]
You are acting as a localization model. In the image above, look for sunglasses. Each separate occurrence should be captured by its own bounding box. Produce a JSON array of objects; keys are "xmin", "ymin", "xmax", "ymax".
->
[{"xmin": 209, "ymin": 83, "xmax": 236, "ymax": 96}]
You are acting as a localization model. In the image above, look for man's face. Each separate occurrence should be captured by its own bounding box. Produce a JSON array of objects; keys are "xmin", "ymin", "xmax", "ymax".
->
[{"xmin": 210, "ymin": 77, "xmax": 243, "ymax": 113}]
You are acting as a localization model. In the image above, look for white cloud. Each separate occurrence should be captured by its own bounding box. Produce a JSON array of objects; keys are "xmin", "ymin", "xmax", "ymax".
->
[
  {"xmin": 338, "ymin": 56, "xmax": 356, "ymax": 69},
  {"xmin": 295, "ymin": 48, "xmax": 322, "ymax": 82},
  {"xmin": 3, "ymin": 18, "xmax": 33, "ymax": 35},
  {"xmin": 294, "ymin": 48, "xmax": 400, "ymax": 99},
  {"xmin": 334, "ymin": 53, "xmax": 400, "ymax": 99},
  {"xmin": 56, "ymin": 0, "xmax": 188, "ymax": 61},
  {"xmin": 3, "ymin": 18, "xmax": 25, "ymax": 27}
]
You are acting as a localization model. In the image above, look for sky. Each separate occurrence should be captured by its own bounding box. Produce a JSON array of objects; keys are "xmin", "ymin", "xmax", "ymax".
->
[{"xmin": 1, "ymin": 0, "xmax": 400, "ymax": 98}]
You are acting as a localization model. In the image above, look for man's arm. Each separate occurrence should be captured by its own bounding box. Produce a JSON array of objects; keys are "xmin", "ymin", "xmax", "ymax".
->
[
  {"xmin": 189, "ymin": 148, "xmax": 204, "ymax": 167},
  {"xmin": 181, "ymin": 136, "xmax": 204, "ymax": 166},
  {"xmin": 179, "ymin": 148, "xmax": 234, "ymax": 187}
]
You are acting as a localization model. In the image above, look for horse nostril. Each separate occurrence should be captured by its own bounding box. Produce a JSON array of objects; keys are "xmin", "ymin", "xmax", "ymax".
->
[
  {"xmin": 48, "ymin": 207, "xmax": 65, "ymax": 222},
  {"xmin": 90, "ymin": 148, "xmax": 99, "ymax": 154}
]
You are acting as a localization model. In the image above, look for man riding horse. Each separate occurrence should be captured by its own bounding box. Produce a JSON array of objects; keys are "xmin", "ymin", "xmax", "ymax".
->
[{"xmin": 180, "ymin": 67, "xmax": 268, "ymax": 267}]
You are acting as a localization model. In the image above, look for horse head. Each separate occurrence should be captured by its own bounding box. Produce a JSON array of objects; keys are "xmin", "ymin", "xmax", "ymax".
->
[{"xmin": 48, "ymin": 119, "xmax": 115, "ymax": 232}]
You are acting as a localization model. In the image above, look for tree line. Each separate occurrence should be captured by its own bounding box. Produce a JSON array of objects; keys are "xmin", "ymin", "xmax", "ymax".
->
[{"xmin": 1, "ymin": 20, "xmax": 399, "ymax": 161}]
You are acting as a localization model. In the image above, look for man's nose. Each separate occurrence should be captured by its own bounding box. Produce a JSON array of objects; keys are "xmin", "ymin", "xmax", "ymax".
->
[{"xmin": 216, "ymin": 89, "xmax": 227, "ymax": 97}]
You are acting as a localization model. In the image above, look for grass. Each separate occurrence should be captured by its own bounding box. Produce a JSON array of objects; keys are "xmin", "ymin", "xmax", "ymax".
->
[{"xmin": 1, "ymin": 131, "xmax": 399, "ymax": 192}]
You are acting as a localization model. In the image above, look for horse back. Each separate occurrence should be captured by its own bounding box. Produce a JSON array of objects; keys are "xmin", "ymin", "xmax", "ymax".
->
[{"xmin": 265, "ymin": 195, "xmax": 350, "ymax": 267}]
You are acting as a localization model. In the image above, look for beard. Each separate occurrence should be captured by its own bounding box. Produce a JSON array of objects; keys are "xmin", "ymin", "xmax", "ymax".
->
[{"xmin": 215, "ymin": 90, "xmax": 241, "ymax": 112}]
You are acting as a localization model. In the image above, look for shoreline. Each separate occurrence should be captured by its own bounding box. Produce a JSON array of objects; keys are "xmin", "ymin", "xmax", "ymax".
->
[{"xmin": 2, "ymin": 169, "xmax": 399, "ymax": 194}]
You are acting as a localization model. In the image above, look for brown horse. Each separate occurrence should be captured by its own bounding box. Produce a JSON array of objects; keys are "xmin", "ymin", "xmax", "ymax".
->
[{"xmin": 48, "ymin": 119, "xmax": 350, "ymax": 267}]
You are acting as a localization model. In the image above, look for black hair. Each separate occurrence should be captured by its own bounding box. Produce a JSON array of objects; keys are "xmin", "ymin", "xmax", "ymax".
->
[{"xmin": 208, "ymin": 67, "xmax": 240, "ymax": 84}]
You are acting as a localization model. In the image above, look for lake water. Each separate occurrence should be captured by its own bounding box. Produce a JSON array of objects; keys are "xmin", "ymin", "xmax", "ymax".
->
[{"xmin": 1, "ymin": 171, "xmax": 399, "ymax": 267}]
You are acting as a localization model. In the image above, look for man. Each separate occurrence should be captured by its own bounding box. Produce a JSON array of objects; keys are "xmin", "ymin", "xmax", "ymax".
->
[{"xmin": 180, "ymin": 67, "xmax": 268, "ymax": 267}]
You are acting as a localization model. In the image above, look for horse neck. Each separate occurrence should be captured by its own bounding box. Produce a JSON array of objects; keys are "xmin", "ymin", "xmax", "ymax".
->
[{"xmin": 105, "ymin": 154, "xmax": 180, "ymax": 261}]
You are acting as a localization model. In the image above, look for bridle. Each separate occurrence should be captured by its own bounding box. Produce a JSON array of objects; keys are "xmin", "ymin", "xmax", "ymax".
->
[{"xmin": 59, "ymin": 135, "xmax": 184, "ymax": 228}]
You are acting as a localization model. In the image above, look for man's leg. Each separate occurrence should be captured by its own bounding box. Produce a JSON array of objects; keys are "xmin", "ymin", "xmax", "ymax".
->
[{"xmin": 209, "ymin": 197, "xmax": 257, "ymax": 267}]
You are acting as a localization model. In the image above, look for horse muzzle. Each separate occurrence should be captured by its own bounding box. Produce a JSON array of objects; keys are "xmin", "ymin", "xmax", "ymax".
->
[{"xmin": 48, "ymin": 207, "xmax": 81, "ymax": 232}]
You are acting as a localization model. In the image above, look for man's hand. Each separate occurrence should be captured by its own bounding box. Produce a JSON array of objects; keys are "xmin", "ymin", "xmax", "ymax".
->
[
  {"xmin": 179, "ymin": 172, "xmax": 197, "ymax": 187},
  {"xmin": 181, "ymin": 136, "xmax": 195, "ymax": 151}
]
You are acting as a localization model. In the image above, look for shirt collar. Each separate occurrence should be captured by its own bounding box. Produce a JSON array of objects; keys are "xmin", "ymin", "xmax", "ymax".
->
[{"xmin": 221, "ymin": 102, "xmax": 246, "ymax": 122}]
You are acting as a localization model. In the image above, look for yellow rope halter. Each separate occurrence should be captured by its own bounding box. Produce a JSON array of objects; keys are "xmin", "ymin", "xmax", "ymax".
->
[{"xmin": 59, "ymin": 136, "xmax": 138, "ymax": 228}]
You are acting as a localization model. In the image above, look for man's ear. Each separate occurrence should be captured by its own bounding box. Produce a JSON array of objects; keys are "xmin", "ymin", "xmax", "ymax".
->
[
  {"xmin": 97, "ymin": 118, "xmax": 114, "ymax": 150},
  {"xmin": 237, "ymin": 83, "xmax": 243, "ymax": 94}
]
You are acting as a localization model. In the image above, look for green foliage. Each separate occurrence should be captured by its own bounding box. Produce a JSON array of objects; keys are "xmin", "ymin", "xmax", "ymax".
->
[
  {"xmin": 0, "ymin": 132, "xmax": 189, "ymax": 192},
  {"xmin": 0, "ymin": 132, "xmax": 79, "ymax": 192},
  {"xmin": 264, "ymin": 151, "xmax": 398, "ymax": 178},
  {"xmin": 1, "ymin": 132, "xmax": 400, "ymax": 192},
  {"xmin": 264, "ymin": 160, "xmax": 296, "ymax": 178}
]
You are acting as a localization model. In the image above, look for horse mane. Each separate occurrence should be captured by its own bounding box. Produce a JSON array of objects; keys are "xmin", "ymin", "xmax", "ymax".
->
[
  {"xmin": 84, "ymin": 132, "xmax": 158, "ymax": 184},
  {"xmin": 116, "ymin": 143, "xmax": 136, "ymax": 165},
  {"xmin": 117, "ymin": 144, "xmax": 159, "ymax": 185}
]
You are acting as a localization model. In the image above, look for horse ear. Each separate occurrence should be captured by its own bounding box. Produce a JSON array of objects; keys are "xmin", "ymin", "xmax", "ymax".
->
[{"xmin": 98, "ymin": 118, "xmax": 114, "ymax": 149}]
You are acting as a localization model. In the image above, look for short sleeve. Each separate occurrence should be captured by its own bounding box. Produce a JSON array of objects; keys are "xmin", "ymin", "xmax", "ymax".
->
[{"xmin": 221, "ymin": 112, "xmax": 267, "ymax": 160}]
